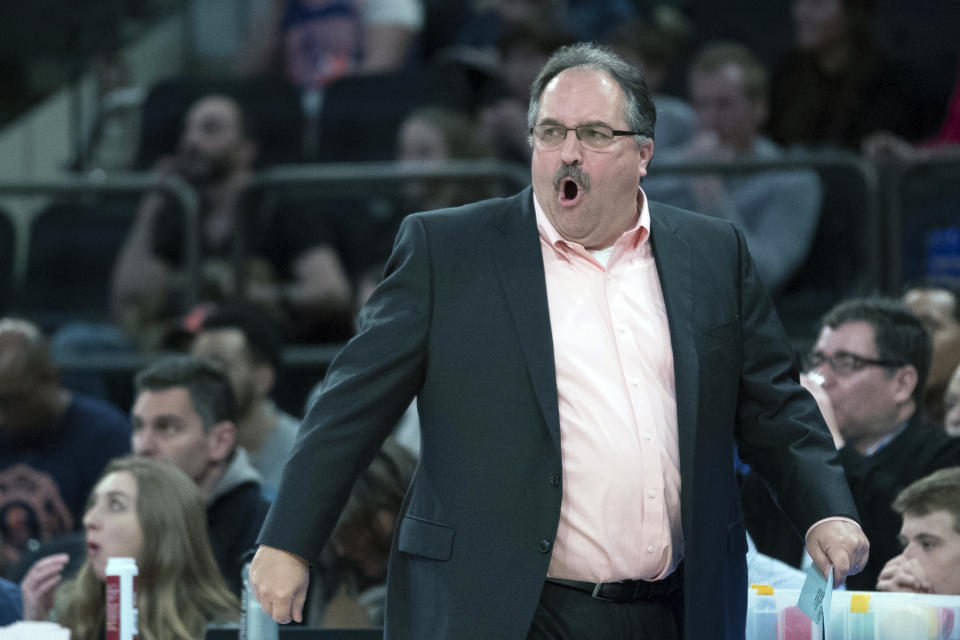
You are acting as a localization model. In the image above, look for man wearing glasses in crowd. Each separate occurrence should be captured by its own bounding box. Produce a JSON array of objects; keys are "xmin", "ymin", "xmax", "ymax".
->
[{"xmin": 743, "ymin": 296, "xmax": 960, "ymax": 591}]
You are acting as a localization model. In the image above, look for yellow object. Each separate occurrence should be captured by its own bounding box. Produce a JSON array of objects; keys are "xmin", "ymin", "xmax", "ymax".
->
[
  {"xmin": 750, "ymin": 584, "xmax": 774, "ymax": 595},
  {"xmin": 850, "ymin": 593, "xmax": 871, "ymax": 613}
]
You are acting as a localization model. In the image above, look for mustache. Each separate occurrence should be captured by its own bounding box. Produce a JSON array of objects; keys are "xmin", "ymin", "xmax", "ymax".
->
[{"xmin": 553, "ymin": 164, "xmax": 591, "ymax": 192}]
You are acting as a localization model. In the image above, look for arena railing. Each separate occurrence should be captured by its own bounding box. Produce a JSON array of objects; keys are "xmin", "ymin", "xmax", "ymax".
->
[
  {"xmin": 882, "ymin": 155, "xmax": 960, "ymax": 291},
  {"xmin": 647, "ymin": 150, "xmax": 882, "ymax": 346},
  {"xmin": 16, "ymin": 155, "xmax": 881, "ymax": 380},
  {"xmin": 0, "ymin": 173, "xmax": 201, "ymax": 309}
]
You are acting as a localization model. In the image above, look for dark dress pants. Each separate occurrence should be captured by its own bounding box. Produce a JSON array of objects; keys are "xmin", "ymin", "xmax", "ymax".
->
[{"xmin": 526, "ymin": 579, "xmax": 683, "ymax": 640}]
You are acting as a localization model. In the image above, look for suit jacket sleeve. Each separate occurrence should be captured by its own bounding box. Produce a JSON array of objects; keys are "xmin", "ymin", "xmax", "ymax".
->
[
  {"xmin": 728, "ymin": 222, "xmax": 859, "ymax": 534},
  {"xmin": 257, "ymin": 214, "xmax": 432, "ymax": 562}
]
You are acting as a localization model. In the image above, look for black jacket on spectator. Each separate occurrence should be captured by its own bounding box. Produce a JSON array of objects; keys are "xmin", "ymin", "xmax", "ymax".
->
[{"xmin": 741, "ymin": 414, "xmax": 960, "ymax": 590}]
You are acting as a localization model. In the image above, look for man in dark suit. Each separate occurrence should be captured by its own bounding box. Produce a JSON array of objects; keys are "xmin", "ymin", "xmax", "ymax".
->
[{"xmin": 251, "ymin": 43, "xmax": 868, "ymax": 639}]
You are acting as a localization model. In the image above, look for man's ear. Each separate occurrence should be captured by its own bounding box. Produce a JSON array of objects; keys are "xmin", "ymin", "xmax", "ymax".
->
[
  {"xmin": 206, "ymin": 420, "xmax": 237, "ymax": 463},
  {"xmin": 636, "ymin": 139, "xmax": 655, "ymax": 178},
  {"xmin": 893, "ymin": 365, "xmax": 919, "ymax": 404}
]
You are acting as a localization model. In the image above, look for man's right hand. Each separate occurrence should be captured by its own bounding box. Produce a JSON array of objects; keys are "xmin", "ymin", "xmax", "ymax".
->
[{"xmin": 249, "ymin": 545, "xmax": 310, "ymax": 624}]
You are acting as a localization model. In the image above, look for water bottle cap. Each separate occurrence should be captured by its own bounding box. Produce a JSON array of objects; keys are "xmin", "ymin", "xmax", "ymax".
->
[{"xmin": 106, "ymin": 557, "xmax": 138, "ymax": 573}]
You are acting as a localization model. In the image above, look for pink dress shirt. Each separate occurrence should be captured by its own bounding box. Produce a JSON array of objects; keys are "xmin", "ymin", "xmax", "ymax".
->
[{"xmin": 535, "ymin": 187, "xmax": 683, "ymax": 582}]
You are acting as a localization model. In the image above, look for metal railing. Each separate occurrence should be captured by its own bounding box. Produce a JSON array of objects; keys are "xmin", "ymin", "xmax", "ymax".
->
[
  {"xmin": 649, "ymin": 150, "xmax": 883, "ymax": 295},
  {"xmin": 0, "ymin": 173, "xmax": 202, "ymax": 309},
  {"xmin": 0, "ymin": 154, "xmax": 896, "ymax": 375},
  {"xmin": 882, "ymin": 155, "xmax": 960, "ymax": 291}
]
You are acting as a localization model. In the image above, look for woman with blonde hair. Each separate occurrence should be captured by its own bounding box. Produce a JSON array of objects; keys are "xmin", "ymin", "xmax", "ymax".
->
[{"xmin": 21, "ymin": 456, "xmax": 239, "ymax": 639}]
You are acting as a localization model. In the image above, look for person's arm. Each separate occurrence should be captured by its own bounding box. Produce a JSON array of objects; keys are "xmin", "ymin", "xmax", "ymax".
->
[
  {"xmin": 724, "ymin": 168, "xmax": 822, "ymax": 294},
  {"xmin": 252, "ymin": 214, "xmax": 432, "ymax": 622},
  {"xmin": 729, "ymin": 222, "xmax": 868, "ymax": 584},
  {"xmin": 246, "ymin": 244, "xmax": 354, "ymax": 335},
  {"xmin": 111, "ymin": 157, "xmax": 180, "ymax": 329}
]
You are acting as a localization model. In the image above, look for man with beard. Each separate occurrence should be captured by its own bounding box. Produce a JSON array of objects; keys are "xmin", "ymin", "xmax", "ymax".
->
[
  {"xmin": 111, "ymin": 94, "xmax": 353, "ymax": 347},
  {"xmin": 251, "ymin": 43, "xmax": 867, "ymax": 639},
  {"xmin": 190, "ymin": 303, "xmax": 300, "ymax": 498}
]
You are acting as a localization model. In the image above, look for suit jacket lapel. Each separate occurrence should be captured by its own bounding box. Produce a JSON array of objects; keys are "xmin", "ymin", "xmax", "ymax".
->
[
  {"xmin": 649, "ymin": 204, "xmax": 699, "ymax": 492},
  {"xmin": 488, "ymin": 188, "xmax": 562, "ymax": 456}
]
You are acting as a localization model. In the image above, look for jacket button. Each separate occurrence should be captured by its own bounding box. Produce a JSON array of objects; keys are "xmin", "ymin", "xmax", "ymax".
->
[
  {"xmin": 539, "ymin": 539, "xmax": 552, "ymax": 554},
  {"xmin": 550, "ymin": 473, "xmax": 560, "ymax": 487}
]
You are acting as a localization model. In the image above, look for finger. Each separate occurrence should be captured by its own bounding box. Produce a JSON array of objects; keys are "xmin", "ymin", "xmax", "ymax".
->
[
  {"xmin": 33, "ymin": 571, "xmax": 64, "ymax": 597},
  {"xmin": 274, "ymin": 597, "xmax": 293, "ymax": 625},
  {"xmin": 292, "ymin": 587, "xmax": 307, "ymax": 624},
  {"xmin": 22, "ymin": 555, "xmax": 68, "ymax": 588}
]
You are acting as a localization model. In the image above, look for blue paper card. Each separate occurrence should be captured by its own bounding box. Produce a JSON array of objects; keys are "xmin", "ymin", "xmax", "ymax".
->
[{"xmin": 798, "ymin": 563, "xmax": 833, "ymax": 639}]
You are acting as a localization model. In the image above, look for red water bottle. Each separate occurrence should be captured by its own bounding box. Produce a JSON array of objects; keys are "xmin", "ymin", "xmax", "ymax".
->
[{"xmin": 105, "ymin": 556, "xmax": 138, "ymax": 640}]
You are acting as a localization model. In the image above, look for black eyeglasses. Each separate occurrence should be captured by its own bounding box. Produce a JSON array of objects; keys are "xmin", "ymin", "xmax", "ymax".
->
[
  {"xmin": 529, "ymin": 124, "xmax": 643, "ymax": 151},
  {"xmin": 802, "ymin": 350, "xmax": 905, "ymax": 377}
]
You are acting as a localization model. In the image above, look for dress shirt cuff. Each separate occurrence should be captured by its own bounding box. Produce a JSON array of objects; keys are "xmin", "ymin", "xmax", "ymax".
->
[{"xmin": 804, "ymin": 516, "xmax": 862, "ymax": 543}]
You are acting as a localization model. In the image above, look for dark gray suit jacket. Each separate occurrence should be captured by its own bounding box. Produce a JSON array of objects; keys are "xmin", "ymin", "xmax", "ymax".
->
[{"xmin": 259, "ymin": 187, "xmax": 858, "ymax": 639}]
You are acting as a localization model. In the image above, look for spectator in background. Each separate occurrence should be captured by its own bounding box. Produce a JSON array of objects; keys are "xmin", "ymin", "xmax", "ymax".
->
[
  {"xmin": 19, "ymin": 456, "xmax": 239, "ymax": 636},
  {"xmin": 397, "ymin": 106, "xmax": 498, "ymax": 213},
  {"xmin": 864, "ymin": 57, "xmax": 960, "ymax": 160},
  {"xmin": 903, "ymin": 283, "xmax": 960, "ymax": 422},
  {"xmin": 0, "ymin": 318, "xmax": 129, "ymax": 577},
  {"xmin": 242, "ymin": 0, "xmax": 423, "ymax": 84},
  {"xmin": 130, "ymin": 355, "xmax": 270, "ymax": 596},
  {"xmin": 877, "ymin": 466, "xmax": 960, "ymax": 594},
  {"xmin": 352, "ymin": 104, "xmax": 502, "ymax": 305},
  {"xmin": 742, "ymin": 296, "xmax": 960, "ymax": 590},
  {"xmin": 305, "ymin": 438, "xmax": 416, "ymax": 626},
  {"xmin": 7, "ymin": 356, "xmax": 271, "ymax": 598},
  {"xmin": 477, "ymin": 20, "xmax": 573, "ymax": 163},
  {"xmin": 768, "ymin": 0, "xmax": 922, "ymax": 151},
  {"xmin": 604, "ymin": 16, "xmax": 697, "ymax": 152},
  {"xmin": 643, "ymin": 42, "xmax": 822, "ymax": 294},
  {"xmin": 190, "ymin": 304, "xmax": 300, "ymax": 498},
  {"xmin": 110, "ymin": 93, "xmax": 355, "ymax": 346}
]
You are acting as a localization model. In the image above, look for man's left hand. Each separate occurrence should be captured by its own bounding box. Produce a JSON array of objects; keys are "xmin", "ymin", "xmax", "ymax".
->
[{"xmin": 806, "ymin": 519, "xmax": 870, "ymax": 587}]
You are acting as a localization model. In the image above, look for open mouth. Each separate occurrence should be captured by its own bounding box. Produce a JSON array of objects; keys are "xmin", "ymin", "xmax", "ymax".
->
[
  {"xmin": 558, "ymin": 178, "xmax": 583, "ymax": 206},
  {"xmin": 86, "ymin": 541, "xmax": 100, "ymax": 556}
]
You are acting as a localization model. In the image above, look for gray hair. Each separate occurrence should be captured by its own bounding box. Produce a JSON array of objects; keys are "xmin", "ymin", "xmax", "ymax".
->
[{"xmin": 527, "ymin": 42, "xmax": 656, "ymax": 145}]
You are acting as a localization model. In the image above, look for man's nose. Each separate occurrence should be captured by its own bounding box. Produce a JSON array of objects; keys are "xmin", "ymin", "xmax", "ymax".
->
[
  {"xmin": 559, "ymin": 129, "xmax": 583, "ymax": 164},
  {"xmin": 132, "ymin": 430, "xmax": 154, "ymax": 456},
  {"xmin": 902, "ymin": 542, "xmax": 917, "ymax": 560}
]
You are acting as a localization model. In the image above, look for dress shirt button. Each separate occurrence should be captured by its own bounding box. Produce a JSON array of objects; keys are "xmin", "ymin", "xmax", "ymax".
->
[
  {"xmin": 617, "ymin": 326, "xmax": 627, "ymax": 334},
  {"xmin": 647, "ymin": 545, "xmax": 655, "ymax": 553},
  {"xmin": 550, "ymin": 473, "xmax": 561, "ymax": 487},
  {"xmin": 631, "ymin": 377, "xmax": 640, "ymax": 387},
  {"xmin": 648, "ymin": 489, "xmax": 657, "ymax": 499},
  {"xmin": 539, "ymin": 539, "xmax": 552, "ymax": 554},
  {"xmin": 643, "ymin": 432, "xmax": 653, "ymax": 441}
]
